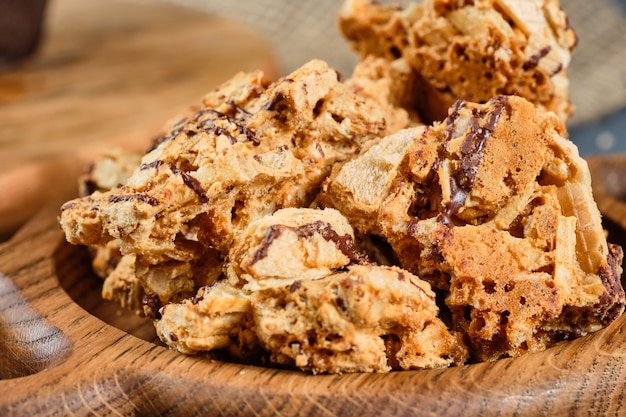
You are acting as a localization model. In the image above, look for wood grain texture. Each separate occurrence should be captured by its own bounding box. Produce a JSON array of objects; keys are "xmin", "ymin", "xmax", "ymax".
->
[
  {"xmin": 0, "ymin": 0, "xmax": 277, "ymax": 238},
  {"xmin": 0, "ymin": 158, "xmax": 625, "ymax": 416}
]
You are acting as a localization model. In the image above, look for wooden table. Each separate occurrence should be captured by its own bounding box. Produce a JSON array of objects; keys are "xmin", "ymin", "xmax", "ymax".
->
[
  {"xmin": 1, "ymin": 1, "xmax": 626, "ymax": 415},
  {"xmin": 0, "ymin": 0, "xmax": 276, "ymax": 239}
]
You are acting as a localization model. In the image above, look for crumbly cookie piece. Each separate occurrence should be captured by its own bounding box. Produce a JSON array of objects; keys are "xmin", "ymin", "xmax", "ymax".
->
[
  {"xmin": 79, "ymin": 148, "xmax": 143, "ymax": 196},
  {"xmin": 60, "ymin": 59, "xmax": 388, "ymax": 255},
  {"xmin": 76, "ymin": 147, "xmax": 224, "ymax": 314},
  {"xmin": 155, "ymin": 280, "xmax": 260, "ymax": 359},
  {"xmin": 225, "ymin": 207, "xmax": 364, "ymax": 291},
  {"xmin": 157, "ymin": 208, "xmax": 466, "ymax": 373},
  {"xmin": 156, "ymin": 206, "xmax": 362, "ymax": 361},
  {"xmin": 320, "ymin": 95, "xmax": 625, "ymax": 361},
  {"xmin": 339, "ymin": 0, "xmax": 577, "ymax": 123},
  {"xmin": 157, "ymin": 264, "xmax": 468, "ymax": 373},
  {"xmin": 60, "ymin": 59, "xmax": 406, "ymax": 311},
  {"xmin": 252, "ymin": 264, "xmax": 468, "ymax": 373},
  {"xmin": 345, "ymin": 55, "xmax": 421, "ymax": 129},
  {"xmin": 78, "ymin": 147, "xmax": 142, "ymax": 280}
]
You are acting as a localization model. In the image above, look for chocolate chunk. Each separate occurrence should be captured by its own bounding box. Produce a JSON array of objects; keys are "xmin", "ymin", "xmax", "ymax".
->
[
  {"xmin": 142, "ymin": 293, "xmax": 162, "ymax": 320},
  {"xmin": 595, "ymin": 243, "xmax": 626, "ymax": 325}
]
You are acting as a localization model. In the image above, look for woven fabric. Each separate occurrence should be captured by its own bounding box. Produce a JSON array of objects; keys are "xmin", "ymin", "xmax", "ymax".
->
[{"xmin": 162, "ymin": 0, "xmax": 626, "ymax": 126}]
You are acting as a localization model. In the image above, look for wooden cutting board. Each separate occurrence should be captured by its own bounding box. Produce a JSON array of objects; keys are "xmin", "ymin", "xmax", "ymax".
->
[{"xmin": 1, "ymin": 0, "xmax": 626, "ymax": 415}]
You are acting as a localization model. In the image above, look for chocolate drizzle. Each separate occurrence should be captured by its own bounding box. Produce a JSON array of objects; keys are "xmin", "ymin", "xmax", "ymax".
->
[
  {"xmin": 289, "ymin": 280, "xmax": 303, "ymax": 293},
  {"xmin": 139, "ymin": 160, "xmax": 208, "ymax": 203},
  {"xmin": 261, "ymin": 92, "xmax": 287, "ymax": 112},
  {"xmin": 440, "ymin": 177, "xmax": 469, "ymax": 227},
  {"xmin": 147, "ymin": 102, "xmax": 260, "ymax": 152},
  {"xmin": 249, "ymin": 220, "xmax": 363, "ymax": 266},
  {"xmin": 438, "ymin": 96, "xmax": 509, "ymax": 226},
  {"xmin": 147, "ymin": 133, "xmax": 176, "ymax": 153},
  {"xmin": 211, "ymin": 126, "xmax": 236, "ymax": 144},
  {"xmin": 228, "ymin": 100, "xmax": 253, "ymax": 117},
  {"xmin": 595, "ymin": 243, "xmax": 626, "ymax": 325},
  {"xmin": 172, "ymin": 167, "xmax": 209, "ymax": 203},
  {"xmin": 459, "ymin": 96, "xmax": 508, "ymax": 187},
  {"xmin": 445, "ymin": 99, "xmax": 467, "ymax": 142},
  {"xmin": 198, "ymin": 106, "xmax": 260, "ymax": 146},
  {"xmin": 523, "ymin": 46, "xmax": 552, "ymax": 71},
  {"xmin": 60, "ymin": 202, "xmax": 78, "ymax": 211},
  {"xmin": 251, "ymin": 225, "xmax": 284, "ymax": 264},
  {"xmin": 243, "ymin": 125, "xmax": 260, "ymax": 146},
  {"xmin": 140, "ymin": 160, "xmax": 165, "ymax": 171},
  {"xmin": 109, "ymin": 193, "xmax": 159, "ymax": 206}
]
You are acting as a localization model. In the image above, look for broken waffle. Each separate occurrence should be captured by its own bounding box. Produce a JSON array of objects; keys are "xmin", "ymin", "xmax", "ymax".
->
[
  {"xmin": 339, "ymin": 0, "xmax": 577, "ymax": 123},
  {"xmin": 59, "ymin": 59, "xmax": 407, "ymax": 313},
  {"xmin": 156, "ymin": 207, "xmax": 468, "ymax": 373},
  {"xmin": 320, "ymin": 94, "xmax": 625, "ymax": 360}
]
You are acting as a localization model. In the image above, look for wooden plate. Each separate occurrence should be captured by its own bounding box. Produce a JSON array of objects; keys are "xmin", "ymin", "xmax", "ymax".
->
[{"xmin": 0, "ymin": 155, "xmax": 625, "ymax": 416}]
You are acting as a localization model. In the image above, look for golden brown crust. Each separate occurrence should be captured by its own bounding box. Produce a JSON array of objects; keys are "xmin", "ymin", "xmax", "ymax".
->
[
  {"xmin": 252, "ymin": 264, "xmax": 468, "ymax": 373},
  {"xmin": 59, "ymin": 59, "xmax": 407, "ymax": 310},
  {"xmin": 321, "ymin": 95, "xmax": 624, "ymax": 360},
  {"xmin": 339, "ymin": 0, "xmax": 577, "ymax": 123}
]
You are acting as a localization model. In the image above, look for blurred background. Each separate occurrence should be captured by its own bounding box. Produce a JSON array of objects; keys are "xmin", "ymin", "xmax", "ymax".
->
[
  {"xmin": 2, "ymin": 0, "xmax": 625, "ymax": 156},
  {"xmin": 159, "ymin": 0, "xmax": 626, "ymax": 156}
]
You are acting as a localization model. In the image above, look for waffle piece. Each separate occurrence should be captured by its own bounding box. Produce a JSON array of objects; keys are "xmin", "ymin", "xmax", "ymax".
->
[
  {"xmin": 225, "ymin": 207, "xmax": 364, "ymax": 291},
  {"xmin": 79, "ymin": 148, "xmax": 142, "ymax": 196},
  {"xmin": 60, "ymin": 59, "xmax": 406, "ymax": 311},
  {"xmin": 252, "ymin": 264, "xmax": 468, "ymax": 373},
  {"xmin": 320, "ymin": 95, "xmax": 625, "ymax": 361},
  {"xmin": 339, "ymin": 0, "xmax": 577, "ymax": 123},
  {"xmin": 157, "ymin": 208, "xmax": 467, "ymax": 373},
  {"xmin": 155, "ymin": 280, "xmax": 259, "ymax": 359}
]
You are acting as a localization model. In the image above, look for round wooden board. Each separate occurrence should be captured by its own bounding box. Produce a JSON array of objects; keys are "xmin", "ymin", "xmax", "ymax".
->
[{"xmin": 0, "ymin": 155, "xmax": 625, "ymax": 416}]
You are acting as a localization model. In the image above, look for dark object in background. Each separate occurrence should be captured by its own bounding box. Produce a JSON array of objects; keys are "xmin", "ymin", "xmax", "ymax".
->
[{"xmin": 0, "ymin": 0, "xmax": 47, "ymax": 68}]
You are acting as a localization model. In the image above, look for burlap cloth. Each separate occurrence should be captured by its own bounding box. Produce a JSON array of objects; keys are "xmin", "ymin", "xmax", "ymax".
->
[{"xmin": 163, "ymin": 0, "xmax": 626, "ymax": 127}]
